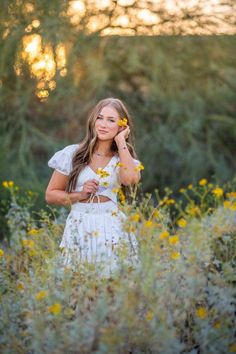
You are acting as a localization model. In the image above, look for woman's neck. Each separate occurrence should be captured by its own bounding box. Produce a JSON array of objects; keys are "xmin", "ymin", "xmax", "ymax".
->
[{"xmin": 94, "ymin": 140, "xmax": 113, "ymax": 156}]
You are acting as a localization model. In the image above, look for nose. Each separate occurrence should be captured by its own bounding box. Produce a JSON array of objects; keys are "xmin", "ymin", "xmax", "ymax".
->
[{"xmin": 100, "ymin": 120, "xmax": 108, "ymax": 129}]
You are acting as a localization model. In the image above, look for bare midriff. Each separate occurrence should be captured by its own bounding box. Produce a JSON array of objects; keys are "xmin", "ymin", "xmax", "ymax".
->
[{"xmin": 83, "ymin": 195, "xmax": 111, "ymax": 203}]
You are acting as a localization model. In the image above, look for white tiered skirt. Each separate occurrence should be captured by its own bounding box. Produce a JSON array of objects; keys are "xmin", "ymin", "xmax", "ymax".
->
[{"xmin": 59, "ymin": 200, "xmax": 139, "ymax": 276}]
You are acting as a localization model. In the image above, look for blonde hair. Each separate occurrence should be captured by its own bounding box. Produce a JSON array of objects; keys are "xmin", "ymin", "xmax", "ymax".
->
[{"xmin": 66, "ymin": 97, "xmax": 139, "ymax": 198}]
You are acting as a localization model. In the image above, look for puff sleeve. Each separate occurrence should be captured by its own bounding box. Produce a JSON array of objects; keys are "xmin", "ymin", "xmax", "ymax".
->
[{"xmin": 48, "ymin": 144, "xmax": 78, "ymax": 176}]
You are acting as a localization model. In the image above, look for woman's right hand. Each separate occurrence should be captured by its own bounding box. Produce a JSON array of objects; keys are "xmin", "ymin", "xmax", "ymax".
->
[{"xmin": 82, "ymin": 179, "xmax": 99, "ymax": 197}]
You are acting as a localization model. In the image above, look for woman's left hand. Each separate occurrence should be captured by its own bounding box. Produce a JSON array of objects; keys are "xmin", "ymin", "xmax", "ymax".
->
[{"xmin": 114, "ymin": 126, "xmax": 130, "ymax": 143}]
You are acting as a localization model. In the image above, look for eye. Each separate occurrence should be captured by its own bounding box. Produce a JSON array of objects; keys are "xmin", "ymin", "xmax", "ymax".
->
[{"xmin": 97, "ymin": 116, "xmax": 102, "ymax": 119}]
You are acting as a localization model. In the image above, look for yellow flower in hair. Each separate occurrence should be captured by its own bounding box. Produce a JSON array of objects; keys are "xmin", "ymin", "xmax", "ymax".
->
[{"xmin": 118, "ymin": 118, "xmax": 128, "ymax": 127}]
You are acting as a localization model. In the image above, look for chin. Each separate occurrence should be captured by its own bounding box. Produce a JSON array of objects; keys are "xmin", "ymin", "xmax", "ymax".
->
[{"xmin": 97, "ymin": 134, "xmax": 113, "ymax": 140}]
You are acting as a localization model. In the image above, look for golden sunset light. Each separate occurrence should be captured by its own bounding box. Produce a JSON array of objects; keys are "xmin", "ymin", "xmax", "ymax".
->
[{"xmin": 15, "ymin": 0, "xmax": 235, "ymax": 100}]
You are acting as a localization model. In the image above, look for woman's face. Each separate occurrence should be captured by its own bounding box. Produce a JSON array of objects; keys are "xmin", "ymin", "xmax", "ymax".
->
[{"xmin": 94, "ymin": 105, "xmax": 123, "ymax": 141}]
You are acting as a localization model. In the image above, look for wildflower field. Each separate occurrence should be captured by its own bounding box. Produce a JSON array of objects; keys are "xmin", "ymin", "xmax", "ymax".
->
[{"xmin": 0, "ymin": 179, "xmax": 235, "ymax": 354}]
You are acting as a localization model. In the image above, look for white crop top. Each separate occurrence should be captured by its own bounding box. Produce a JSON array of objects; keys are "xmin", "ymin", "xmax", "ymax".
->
[{"xmin": 48, "ymin": 144, "xmax": 141, "ymax": 205}]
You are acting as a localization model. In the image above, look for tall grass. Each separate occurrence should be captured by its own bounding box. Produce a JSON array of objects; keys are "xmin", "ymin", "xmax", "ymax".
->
[{"xmin": 0, "ymin": 179, "xmax": 235, "ymax": 353}]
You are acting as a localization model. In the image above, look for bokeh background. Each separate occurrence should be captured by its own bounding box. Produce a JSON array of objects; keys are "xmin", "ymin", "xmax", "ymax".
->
[{"xmin": 0, "ymin": 0, "xmax": 236, "ymax": 204}]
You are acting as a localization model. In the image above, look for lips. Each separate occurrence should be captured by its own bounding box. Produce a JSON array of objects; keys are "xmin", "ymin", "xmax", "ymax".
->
[{"xmin": 98, "ymin": 130, "xmax": 108, "ymax": 133}]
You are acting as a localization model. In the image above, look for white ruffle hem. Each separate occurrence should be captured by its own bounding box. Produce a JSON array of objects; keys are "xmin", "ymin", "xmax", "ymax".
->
[{"xmin": 59, "ymin": 199, "xmax": 139, "ymax": 276}]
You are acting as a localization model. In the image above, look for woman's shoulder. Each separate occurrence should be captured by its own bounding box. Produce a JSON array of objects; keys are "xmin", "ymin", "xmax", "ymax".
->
[
  {"xmin": 62, "ymin": 143, "xmax": 80, "ymax": 154},
  {"xmin": 48, "ymin": 143, "xmax": 80, "ymax": 175}
]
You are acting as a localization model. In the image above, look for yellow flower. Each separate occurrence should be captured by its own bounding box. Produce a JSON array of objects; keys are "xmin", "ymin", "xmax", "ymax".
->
[
  {"xmin": 135, "ymin": 163, "xmax": 144, "ymax": 171},
  {"xmin": 35, "ymin": 290, "xmax": 48, "ymax": 301},
  {"xmin": 48, "ymin": 302, "xmax": 62, "ymax": 315},
  {"xmin": 126, "ymin": 225, "xmax": 136, "ymax": 233},
  {"xmin": 129, "ymin": 214, "xmax": 140, "ymax": 222},
  {"xmin": 213, "ymin": 321, "xmax": 221, "ymax": 329},
  {"xmin": 28, "ymin": 228, "xmax": 39, "ymax": 236},
  {"xmin": 230, "ymin": 202, "xmax": 236, "ymax": 211},
  {"xmin": 0, "ymin": 249, "xmax": 4, "ymax": 257},
  {"xmin": 22, "ymin": 239, "xmax": 35, "ymax": 249},
  {"xmin": 159, "ymin": 230, "xmax": 169, "ymax": 239},
  {"xmin": 96, "ymin": 168, "xmax": 110, "ymax": 178},
  {"xmin": 118, "ymin": 189, "xmax": 126, "ymax": 203},
  {"xmin": 229, "ymin": 344, "xmax": 236, "ymax": 353},
  {"xmin": 208, "ymin": 183, "xmax": 213, "ymax": 188},
  {"xmin": 116, "ymin": 162, "xmax": 124, "ymax": 167},
  {"xmin": 186, "ymin": 204, "xmax": 200, "ymax": 217},
  {"xmin": 117, "ymin": 118, "xmax": 128, "ymax": 127},
  {"xmin": 28, "ymin": 249, "xmax": 37, "ymax": 257},
  {"xmin": 196, "ymin": 307, "xmax": 207, "ymax": 319},
  {"xmin": 112, "ymin": 188, "xmax": 120, "ymax": 193},
  {"xmin": 179, "ymin": 188, "xmax": 185, "ymax": 193},
  {"xmin": 177, "ymin": 218, "xmax": 187, "ymax": 228},
  {"xmin": 2, "ymin": 180, "xmax": 14, "ymax": 188},
  {"xmin": 223, "ymin": 200, "xmax": 231, "ymax": 209},
  {"xmin": 8, "ymin": 181, "xmax": 14, "ymax": 187},
  {"xmin": 212, "ymin": 187, "xmax": 224, "ymax": 198},
  {"xmin": 144, "ymin": 220, "xmax": 153, "ymax": 228},
  {"xmin": 170, "ymin": 251, "xmax": 180, "ymax": 260},
  {"xmin": 145, "ymin": 310, "xmax": 154, "ymax": 321},
  {"xmin": 17, "ymin": 281, "xmax": 25, "ymax": 291},
  {"xmin": 226, "ymin": 192, "xmax": 236, "ymax": 199},
  {"xmin": 187, "ymin": 184, "xmax": 193, "ymax": 190},
  {"xmin": 199, "ymin": 178, "xmax": 207, "ymax": 186},
  {"xmin": 102, "ymin": 181, "xmax": 109, "ymax": 187},
  {"xmin": 2, "ymin": 181, "xmax": 9, "ymax": 188},
  {"xmin": 152, "ymin": 209, "xmax": 159, "ymax": 218},
  {"xmin": 169, "ymin": 235, "xmax": 179, "ymax": 245},
  {"xmin": 165, "ymin": 198, "xmax": 175, "ymax": 205}
]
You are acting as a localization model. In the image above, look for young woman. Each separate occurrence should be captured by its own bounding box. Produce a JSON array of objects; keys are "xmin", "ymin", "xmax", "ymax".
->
[{"xmin": 46, "ymin": 97, "xmax": 142, "ymax": 276}]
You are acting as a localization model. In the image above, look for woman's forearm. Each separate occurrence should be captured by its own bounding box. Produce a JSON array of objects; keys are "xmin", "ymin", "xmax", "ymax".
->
[
  {"xmin": 116, "ymin": 138, "xmax": 140, "ymax": 185},
  {"xmin": 45, "ymin": 190, "xmax": 88, "ymax": 206}
]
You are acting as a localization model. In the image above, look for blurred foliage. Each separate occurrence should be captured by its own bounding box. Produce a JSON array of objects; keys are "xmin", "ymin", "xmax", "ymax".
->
[{"xmin": 0, "ymin": 0, "xmax": 235, "ymax": 202}]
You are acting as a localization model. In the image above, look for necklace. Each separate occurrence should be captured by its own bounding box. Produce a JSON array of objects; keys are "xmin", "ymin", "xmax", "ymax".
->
[{"xmin": 94, "ymin": 151, "xmax": 112, "ymax": 157}]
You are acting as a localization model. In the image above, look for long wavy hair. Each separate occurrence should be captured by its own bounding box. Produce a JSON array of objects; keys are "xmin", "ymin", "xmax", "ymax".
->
[{"xmin": 66, "ymin": 97, "xmax": 140, "ymax": 200}]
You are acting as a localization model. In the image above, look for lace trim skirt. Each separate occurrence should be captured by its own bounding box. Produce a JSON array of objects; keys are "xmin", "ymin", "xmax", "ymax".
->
[{"xmin": 59, "ymin": 200, "xmax": 139, "ymax": 275}]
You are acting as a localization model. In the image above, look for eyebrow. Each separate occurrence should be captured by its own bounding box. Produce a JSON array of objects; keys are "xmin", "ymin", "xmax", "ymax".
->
[{"xmin": 98, "ymin": 114, "xmax": 117, "ymax": 119}]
